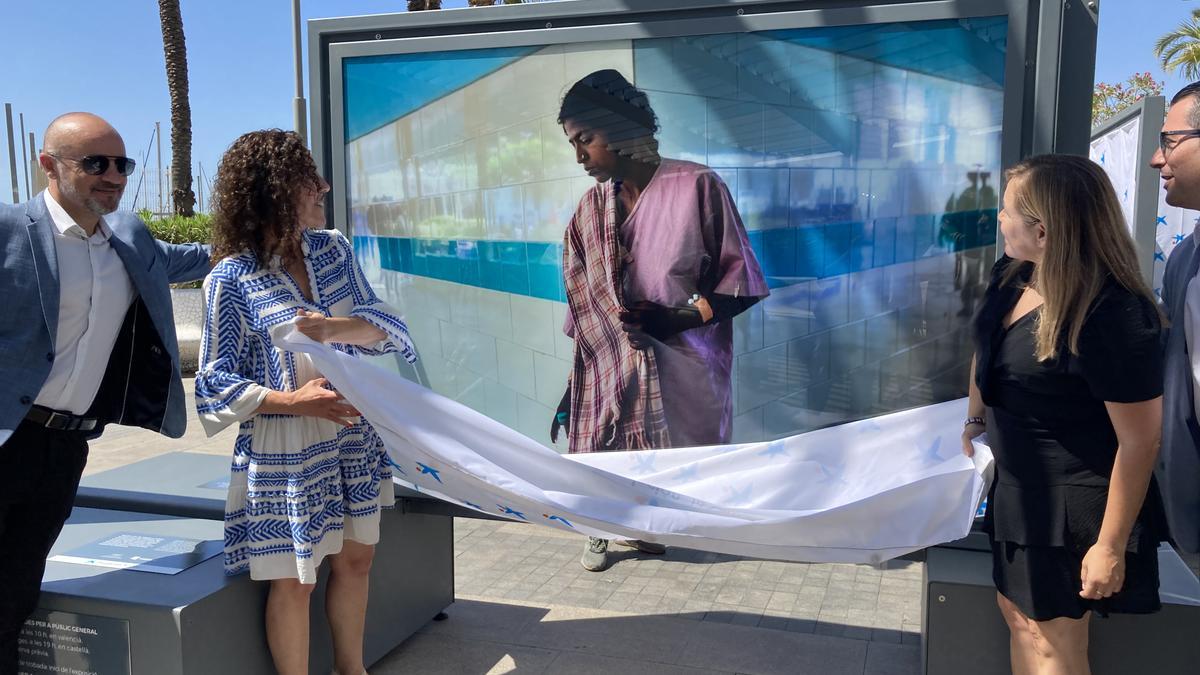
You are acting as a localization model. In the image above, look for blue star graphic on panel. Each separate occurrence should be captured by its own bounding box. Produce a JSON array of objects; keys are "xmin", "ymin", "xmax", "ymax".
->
[
  {"xmin": 462, "ymin": 500, "xmax": 483, "ymax": 511},
  {"xmin": 416, "ymin": 462, "xmax": 442, "ymax": 483},
  {"xmin": 543, "ymin": 514, "xmax": 574, "ymax": 528},
  {"xmin": 498, "ymin": 505, "xmax": 527, "ymax": 520},
  {"xmin": 1100, "ymin": 152, "xmax": 1105, "ymax": 164},
  {"xmin": 631, "ymin": 452, "xmax": 658, "ymax": 474},
  {"xmin": 1158, "ymin": 216, "xmax": 1168, "ymax": 226},
  {"xmin": 758, "ymin": 440, "xmax": 789, "ymax": 459},
  {"xmin": 1155, "ymin": 251, "xmax": 1166, "ymax": 261},
  {"xmin": 1175, "ymin": 234, "xmax": 1187, "ymax": 244},
  {"xmin": 817, "ymin": 461, "xmax": 848, "ymax": 485},
  {"xmin": 726, "ymin": 483, "xmax": 754, "ymax": 505},
  {"xmin": 674, "ymin": 464, "xmax": 699, "ymax": 482}
]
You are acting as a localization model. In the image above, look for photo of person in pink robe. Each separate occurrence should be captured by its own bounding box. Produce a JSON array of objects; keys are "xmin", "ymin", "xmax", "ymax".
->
[{"xmin": 550, "ymin": 69, "xmax": 770, "ymax": 570}]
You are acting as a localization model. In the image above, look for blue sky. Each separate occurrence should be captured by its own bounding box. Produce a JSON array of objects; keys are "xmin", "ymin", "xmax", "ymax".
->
[{"xmin": 0, "ymin": 0, "xmax": 1197, "ymax": 209}]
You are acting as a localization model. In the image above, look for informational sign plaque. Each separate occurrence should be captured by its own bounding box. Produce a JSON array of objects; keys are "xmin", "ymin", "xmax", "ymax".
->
[
  {"xmin": 17, "ymin": 609, "xmax": 131, "ymax": 675},
  {"xmin": 48, "ymin": 531, "xmax": 221, "ymax": 575}
]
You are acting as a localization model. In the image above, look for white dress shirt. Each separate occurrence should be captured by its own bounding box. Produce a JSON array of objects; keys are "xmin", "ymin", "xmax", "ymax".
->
[{"xmin": 33, "ymin": 190, "xmax": 135, "ymax": 415}]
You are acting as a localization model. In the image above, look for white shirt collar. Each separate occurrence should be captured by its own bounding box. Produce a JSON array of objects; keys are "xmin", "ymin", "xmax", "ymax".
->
[{"xmin": 42, "ymin": 189, "xmax": 112, "ymax": 242}]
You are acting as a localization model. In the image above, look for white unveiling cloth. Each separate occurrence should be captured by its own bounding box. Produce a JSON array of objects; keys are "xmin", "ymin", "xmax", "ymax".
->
[{"xmin": 274, "ymin": 322, "xmax": 994, "ymax": 564}]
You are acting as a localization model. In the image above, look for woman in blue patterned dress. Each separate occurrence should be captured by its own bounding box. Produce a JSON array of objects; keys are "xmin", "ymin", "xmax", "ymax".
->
[{"xmin": 196, "ymin": 130, "xmax": 415, "ymax": 675}]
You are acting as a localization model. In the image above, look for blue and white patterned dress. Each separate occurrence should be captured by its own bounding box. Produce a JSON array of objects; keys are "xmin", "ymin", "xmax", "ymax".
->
[{"xmin": 195, "ymin": 228, "xmax": 415, "ymax": 583}]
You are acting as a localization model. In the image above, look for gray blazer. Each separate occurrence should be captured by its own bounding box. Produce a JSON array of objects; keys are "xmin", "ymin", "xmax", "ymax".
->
[
  {"xmin": 0, "ymin": 193, "xmax": 211, "ymax": 440},
  {"xmin": 1160, "ymin": 232, "xmax": 1200, "ymax": 554}
]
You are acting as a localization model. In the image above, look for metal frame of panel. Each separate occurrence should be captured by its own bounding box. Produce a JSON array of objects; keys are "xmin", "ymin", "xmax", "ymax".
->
[
  {"xmin": 307, "ymin": 0, "xmax": 1097, "ymax": 238},
  {"xmin": 1090, "ymin": 94, "xmax": 1167, "ymax": 287}
]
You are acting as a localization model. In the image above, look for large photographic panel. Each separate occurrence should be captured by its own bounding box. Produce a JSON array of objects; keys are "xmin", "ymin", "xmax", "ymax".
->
[{"xmin": 342, "ymin": 17, "xmax": 1006, "ymax": 452}]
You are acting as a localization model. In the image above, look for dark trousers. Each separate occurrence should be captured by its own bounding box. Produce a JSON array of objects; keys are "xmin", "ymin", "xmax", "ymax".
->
[{"xmin": 0, "ymin": 420, "xmax": 89, "ymax": 675}]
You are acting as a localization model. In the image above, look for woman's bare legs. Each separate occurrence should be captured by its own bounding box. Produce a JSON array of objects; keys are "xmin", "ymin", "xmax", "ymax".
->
[
  {"xmin": 997, "ymin": 592, "xmax": 1091, "ymax": 675},
  {"xmin": 327, "ymin": 540, "xmax": 375, "ymax": 675},
  {"xmin": 266, "ymin": 578, "xmax": 316, "ymax": 675}
]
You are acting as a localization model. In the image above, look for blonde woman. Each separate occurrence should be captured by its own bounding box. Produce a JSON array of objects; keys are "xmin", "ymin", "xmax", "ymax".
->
[{"xmin": 962, "ymin": 154, "xmax": 1165, "ymax": 674}]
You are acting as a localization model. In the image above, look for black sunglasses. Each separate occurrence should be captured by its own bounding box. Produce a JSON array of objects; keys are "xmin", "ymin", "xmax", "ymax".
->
[
  {"xmin": 48, "ymin": 153, "xmax": 137, "ymax": 177},
  {"xmin": 1159, "ymin": 130, "xmax": 1200, "ymax": 156}
]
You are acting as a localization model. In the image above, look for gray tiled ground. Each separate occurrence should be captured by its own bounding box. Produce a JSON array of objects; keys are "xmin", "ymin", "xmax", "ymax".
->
[{"xmin": 449, "ymin": 518, "xmax": 925, "ymax": 648}]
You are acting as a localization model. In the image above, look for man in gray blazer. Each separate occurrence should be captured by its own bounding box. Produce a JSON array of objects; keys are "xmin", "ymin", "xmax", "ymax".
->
[
  {"xmin": 1151, "ymin": 83, "xmax": 1200, "ymax": 556},
  {"xmin": 0, "ymin": 112, "xmax": 210, "ymax": 670}
]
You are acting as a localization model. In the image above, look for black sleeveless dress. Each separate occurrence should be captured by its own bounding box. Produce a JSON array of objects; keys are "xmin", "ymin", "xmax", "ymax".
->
[{"xmin": 973, "ymin": 257, "xmax": 1166, "ymax": 620}]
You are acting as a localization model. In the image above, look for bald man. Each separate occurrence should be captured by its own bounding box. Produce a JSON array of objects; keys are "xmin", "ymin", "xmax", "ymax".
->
[{"xmin": 0, "ymin": 112, "xmax": 210, "ymax": 670}]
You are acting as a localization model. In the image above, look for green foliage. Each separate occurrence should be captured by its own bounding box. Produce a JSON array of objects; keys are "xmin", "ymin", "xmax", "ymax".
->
[
  {"xmin": 1092, "ymin": 72, "xmax": 1163, "ymax": 127},
  {"xmin": 143, "ymin": 212, "xmax": 213, "ymax": 246},
  {"xmin": 1155, "ymin": 9, "xmax": 1200, "ymax": 81}
]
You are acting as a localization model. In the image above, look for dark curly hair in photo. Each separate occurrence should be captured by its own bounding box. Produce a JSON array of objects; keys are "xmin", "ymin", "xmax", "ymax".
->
[
  {"xmin": 558, "ymin": 69, "xmax": 660, "ymax": 161},
  {"xmin": 209, "ymin": 129, "xmax": 323, "ymax": 267}
]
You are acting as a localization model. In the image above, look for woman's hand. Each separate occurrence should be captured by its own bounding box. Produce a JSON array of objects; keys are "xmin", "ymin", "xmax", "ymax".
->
[
  {"xmin": 295, "ymin": 309, "xmax": 387, "ymax": 345},
  {"xmin": 1080, "ymin": 543, "xmax": 1125, "ymax": 600},
  {"xmin": 296, "ymin": 309, "xmax": 333, "ymax": 342},
  {"xmin": 961, "ymin": 421, "xmax": 985, "ymax": 457},
  {"xmin": 287, "ymin": 377, "xmax": 360, "ymax": 427}
]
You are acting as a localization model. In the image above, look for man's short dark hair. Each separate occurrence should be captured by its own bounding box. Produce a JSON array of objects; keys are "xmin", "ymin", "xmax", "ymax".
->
[{"xmin": 1170, "ymin": 81, "xmax": 1200, "ymax": 128}]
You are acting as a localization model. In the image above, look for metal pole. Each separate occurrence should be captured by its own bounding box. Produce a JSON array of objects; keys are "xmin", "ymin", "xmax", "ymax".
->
[
  {"xmin": 197, "ymin": 162, "xmax": 204, "ymax": 213},
  {"xmin": 155, "ymin": 121, "xmax": 164, "ymax": 214},
  {"xmin": 166, "ymin": 164, "xmax": 172, "ymax": 213},
  {"xmin": 18, "ymin": 113, "xmax": 29, "ymax": 200},
  {"xmin": 292, "ymin": 0, "xmax": 308, "ymax": 145},
  {"xmin": 28, "ymin": 132, "xmax": 39, "ymax": 194},
  {"xmin": 4, "ymin": 104, "xmax": 18, "ymax": 203}
]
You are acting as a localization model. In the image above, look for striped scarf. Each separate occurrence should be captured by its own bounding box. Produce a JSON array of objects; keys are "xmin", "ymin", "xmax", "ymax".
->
[{"xmin": 562, "ymin": 181, "xmax": 670, "ymax": 453}]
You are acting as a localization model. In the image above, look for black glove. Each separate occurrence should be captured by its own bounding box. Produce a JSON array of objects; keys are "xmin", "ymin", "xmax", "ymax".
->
[
  {"xmin": 550, "ymin": 386, "xmax": 570, "ymax": 443},
  {"xmin": 618, "ymin": 301, "xmax": 704, "ymax": 350}
]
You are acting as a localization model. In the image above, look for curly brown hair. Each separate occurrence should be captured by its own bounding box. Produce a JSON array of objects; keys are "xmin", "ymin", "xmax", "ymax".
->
[{"xmin": 210, "ymin": 129, "xmax": 322, "ymax": 266}]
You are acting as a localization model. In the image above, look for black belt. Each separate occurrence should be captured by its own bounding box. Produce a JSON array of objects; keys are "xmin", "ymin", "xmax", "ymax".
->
[{"xmin": 24, "ymin": 405, "xmax": 98, "ymax": 432}]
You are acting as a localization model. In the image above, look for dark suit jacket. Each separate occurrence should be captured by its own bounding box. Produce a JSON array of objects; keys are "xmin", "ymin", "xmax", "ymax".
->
[{"xmin": 1160, "ymin": 233, "xmax": 1200, "ymax": 553}]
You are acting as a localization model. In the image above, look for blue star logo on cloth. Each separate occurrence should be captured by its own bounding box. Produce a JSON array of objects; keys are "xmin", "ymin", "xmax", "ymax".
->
[
  {"xmin": 758, "ymin": 440, "xmax": 789, "ymax": 459},
  {"xmin": 462, "ymin": 500, "xmax": 483, "ymax": 511},
  {"xmin": 673, "ymin": 464, "xmax": 699, "ymax": 482},
  {"xmin": 726, "ymin": 483, "xmax": 754, "ymax": 505},
  {"xmin": 920, "ymin": 437, "xmax": 946, "ymax": 464},
  {"xmin": 385, "ymin": 457, "xmax": 407, "ymax": 476},
  {"xmin": 1155, "ymin": 251, "xmax": 1166, "ymax": 261},
  {"xmin": 543, "ymin": 514, "xmax": 574, "ymax": 528},
  {"xmin": 817, "ymin": 461, "xmax": 848, "ymax": 485},
  {"xmin": 416, "ymin": 462, "xmax": 442, "ymax": 483},
  {"xmin": 1175, "ymin": 234, "xmax": 1186, "ymax": 244},
  {"xmin": 498, "ymin": 505, "xmax": 527, "ymax": 520},
  {"xmin": 1100, "ymin": 152, "xmax": 1105, "ymax": 164},
  {"xmin": 1158, "ymin": 216, "xmax": 1168, "ymax": 226},
  {"xmin": 631, "ymin": 452, "xmax": 658, "ymax": 474}
]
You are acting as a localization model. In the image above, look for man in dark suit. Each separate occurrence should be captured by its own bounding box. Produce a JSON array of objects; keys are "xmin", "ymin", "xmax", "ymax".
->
[
  {"xmin": 0, "ymin": 112, "xmax": 210, "ymax": 671},
  {"xmin": 1150, "ymin": 83, "xmax": 1200, "ymax": 555}
]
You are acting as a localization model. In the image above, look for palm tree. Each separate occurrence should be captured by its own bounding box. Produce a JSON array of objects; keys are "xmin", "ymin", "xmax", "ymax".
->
[
  {"xmin": 158, "ymin": 0, "xmax": 195, "ymax": 216},
  {"xmin": 407, "ymin": 0, "xmax": 442, "ymax": 10},
  {"xmin": 1155, "ymin": 9, "xmax": 1200, "ymax": 82}
]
